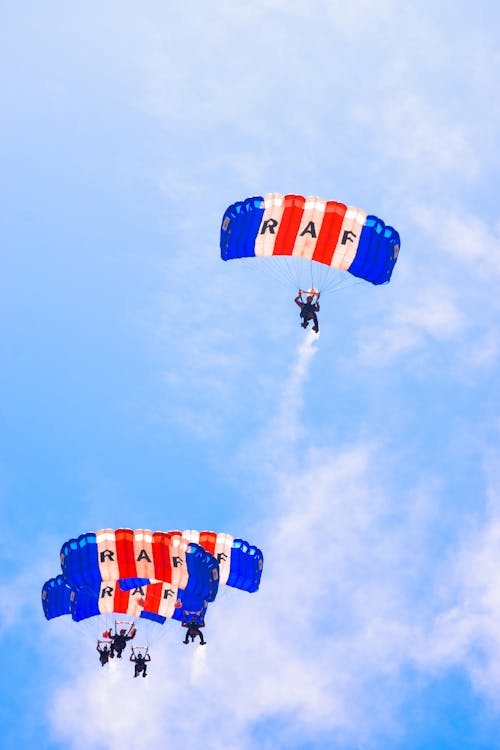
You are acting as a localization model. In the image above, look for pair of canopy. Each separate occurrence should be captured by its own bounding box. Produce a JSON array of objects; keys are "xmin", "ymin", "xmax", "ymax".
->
[{"xmin": 43, "ymin": 529, "xmax": 263, "ymax": 626}]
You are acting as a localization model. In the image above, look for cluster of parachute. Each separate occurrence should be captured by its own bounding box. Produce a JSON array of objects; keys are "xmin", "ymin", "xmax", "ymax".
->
[
  {"xmin": 42, "ymin": 529, "xmax": 263, "ymax": 636},
  {"xmin": 220, "ymin": 193, "xmax": 400, "ymax": 294},
  {"xmin": 42, "ymin": 193, "xmax": 399, "ymax": 661}
]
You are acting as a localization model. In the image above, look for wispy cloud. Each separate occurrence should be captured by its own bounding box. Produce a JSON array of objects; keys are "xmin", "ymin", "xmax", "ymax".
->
[
  {"xmin": 44, "ymin": 332, "xmax": 465, "ymax": 750},
  {"xmin": 356, "ymin": 285, "xmax": 465, "ymax": 366},
  {"xmin": 410, "ymin": 205, "xmax": 500, "ymax": 281},
  {"xmin": 415, "ymin": 471, "xmax": 500, "ymax": 702}
]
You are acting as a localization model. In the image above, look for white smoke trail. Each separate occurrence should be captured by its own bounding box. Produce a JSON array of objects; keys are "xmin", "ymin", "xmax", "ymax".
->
[
  {"xmin": 189, "ymin": 642, "xmax": 208, "ymax": 684},
  {"xmin": 259, "ymin": 329, "xmax": 320, "ymax": 467}
]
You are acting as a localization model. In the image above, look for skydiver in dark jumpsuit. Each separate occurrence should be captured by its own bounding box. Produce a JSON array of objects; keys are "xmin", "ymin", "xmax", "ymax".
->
[
  {"xmin": 182, "ymin": 616, "xmax": 206, "ymax": 645},
  {"xmin": 130, "ymin": 651, "xmax": 151, "ymax": 678},
  {"xmin": 107, "ymin": 627, "xmax": 136, "ymax": 658},
  {"xmin": 96, "ymin": 642, "xmax": 111, "ymax": 666},
  {"xmin": 295, "ymin": 290, "xmax": 320, "ymax": 333}
]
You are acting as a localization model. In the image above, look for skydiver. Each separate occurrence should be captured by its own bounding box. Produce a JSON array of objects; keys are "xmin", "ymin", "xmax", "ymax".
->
[
  {"xmin": 182, "ymin": 616, "xmax": 206, "ymax": 645},
  {"xmin": 294, "ymin": 290, "xmax": 320, "ymax": 333},
  {"xmin": 130, "ymin": 650, "xmax": 151, "ymax": 678},
  {"xmin": 96, "ymin": 641, "xmax": 111, "ymax": 666},
  {"xmin": 107, "ymin": 626, "xmax": 136, "ymax": 658}
]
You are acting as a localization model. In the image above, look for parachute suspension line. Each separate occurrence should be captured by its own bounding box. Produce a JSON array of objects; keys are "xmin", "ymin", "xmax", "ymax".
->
[
  {"xmin": 236, "ymin": 256, "xmax": 290, "ymax": 294},
  {"xmin": 237, "ymin": 253, "xmax": 365, "ymax": 299},
  {"xmin": 283, "ymin": 256, "xmax": 299, "ymax": 290},
  {"xmin": 115, "ymin": 619, "xmax": 134, "ymax": 633},
  {"xmin": 271, "ymin": 256, "xmax": 295, "ymax": 289},
  {"xmin": 288, "ymin": 256, "xmax": 303, "ymax": 294},
  {"xmin": 264, "ymin": 256, "xmax": 297, "ymax": 291},
  {"xmin": 132, "ymin": 645, "xmax": 149, "ymax": 655},
  {"xmin": 283, "ymin": 256, "xmax": 297, "ymax": 290},
  {"xmin": 271, "ymin": 255, "xmax": 315, "ymax": 295}
]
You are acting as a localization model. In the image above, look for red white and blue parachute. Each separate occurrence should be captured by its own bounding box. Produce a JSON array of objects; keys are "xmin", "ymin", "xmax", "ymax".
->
[
  {"xmin": 59, "ymin": 529, "xmax": 262, "ymax": 594},
  {"xmin": 220, "ymin": 193, "xmax": 400, "ymax": 292},
  {"xmin": 42, "ymin": 528, "xmax": 263, "ymax": 629},
  {"xmin": 171, "ymin": 530, "xmax": 263, "ymax": 593},
  {"xmin": 42, "ymin": 574, "xmax": 205, "ymax": 624},
  {"xmin": 59, "ymin": 529, "xmax": 219, "ymax": 601}
]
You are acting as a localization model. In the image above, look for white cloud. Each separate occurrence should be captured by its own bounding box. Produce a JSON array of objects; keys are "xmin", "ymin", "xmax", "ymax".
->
[
  {"xmin": 416, "ymin": 488, "xmax": 500, "ymax": 702},
  {"xmin": 355, "ymin": 92, "xmax": 479, "ymax": 192},
  {"xmin": 410, "ymin": 204, "xmax": 500, "ymax": 281},
  {"xmin": 41, "ymin": 290, "xmax": 499, "ymax": 749},
  {"xmin": 0, "ymin": 530, "xmax": 61, "ymax": 643},
  {"xmin": 45, "ymin": 340, "xmax": 443, "ymax": 750},
  {"xmin": 393, "ymin": 291, "xmax": 464, "ymax": 340},
  {"xmin": 356, "ymin": 285, "xmax": 465, "ymax": 366},
  {"xmin": 457, "ymin": 329, "xmax": 500, "ymax": 372},
  {"xmin": 48, "ymin": 442, "xmax": 419, "ymax": 750},
  {"xmin": 351, "ymin": 201, "xmax": 500, "ymax": 374}
]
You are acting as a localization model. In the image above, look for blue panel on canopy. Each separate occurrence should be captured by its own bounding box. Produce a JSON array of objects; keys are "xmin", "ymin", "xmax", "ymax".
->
[
  {"xmin": 118, "ymin": 577, "xmax": 151, "ymax": 591},
  {"xmin": 70, "ymin": 586, "xmax": 101, "ymax": 622},
  {"xmin": 185, "ymin": 543, "xmax": 220, "ymax": 602},
  {"xmin": 220, "ymin": 196, "xmax": 264, "ymax": 260},
  {"xmin": 140, "ymin": 610, "xmax": 166, "ymax": 624},
  {"xmin": 349, "ymin": 217, "xmax": 400, "ymax": 285},
  {"xmin": 41, "ymin": 575, "xmax": 73, "ymax": 620},
  {"xmin": 226, "ymin": 539, "xmax": 263, "ymax": 593},
  {"xmin": 60, "ymin": 533, "xmax": 100, "ymax": 588}
]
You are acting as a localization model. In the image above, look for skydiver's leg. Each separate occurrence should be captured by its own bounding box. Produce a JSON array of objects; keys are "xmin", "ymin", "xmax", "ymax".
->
[
  {"xmin": 143, "ymin": 666, "xmax": 147, "ymax": 677},
  {"xmin": 192, "ymin": 628, "xmax": 205, "ymax": 645},
  {"xmin": 311, "ymin": 313, "xmax": 319, "ymax": 333},
  {"xmin": 183, "ymin": 635, "xmax": 189, "ymax": 644}
]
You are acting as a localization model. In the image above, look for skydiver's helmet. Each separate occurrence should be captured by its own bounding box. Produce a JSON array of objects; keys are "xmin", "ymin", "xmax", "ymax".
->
[
  {"xmin": 306, "ymin": 295, "xmax": 313, "ymax": 302},
  {"xmin": 120, "ymin": 629, "xmax": 126, "ymax": 635},
  {"xmin": 137, "ymin": 653, "xmax": 142, "ymax": 659}
]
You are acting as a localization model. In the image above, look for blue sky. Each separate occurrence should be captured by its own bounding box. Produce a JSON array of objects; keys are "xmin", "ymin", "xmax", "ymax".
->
[{"xmin": 1, "ymin": 1, "xmax": 500, "ymax": 748}]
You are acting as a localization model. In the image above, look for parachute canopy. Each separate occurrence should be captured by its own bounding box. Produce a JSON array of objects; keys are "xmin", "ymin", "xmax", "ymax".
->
[
  {"xmin": 220, "ymin": 193, "xmax": 400, "ymax": 286},
  {"xmin": 113, "ymin": 530, "xmax": 263, "ymax": 594},
  {"xmin": 176, "ymin": 530, "xmax": 263, "ymax": 593},
  {"xmin": 42, "ymin": 574, "xmax": 207, "ymax": 624},
  {"xmin": 43, "ymin": 528, "xmax": 264, "ymax": 629},
  {"xmin": 60, "ymin": 529, "xmax": 219, "ymax": 602}
]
